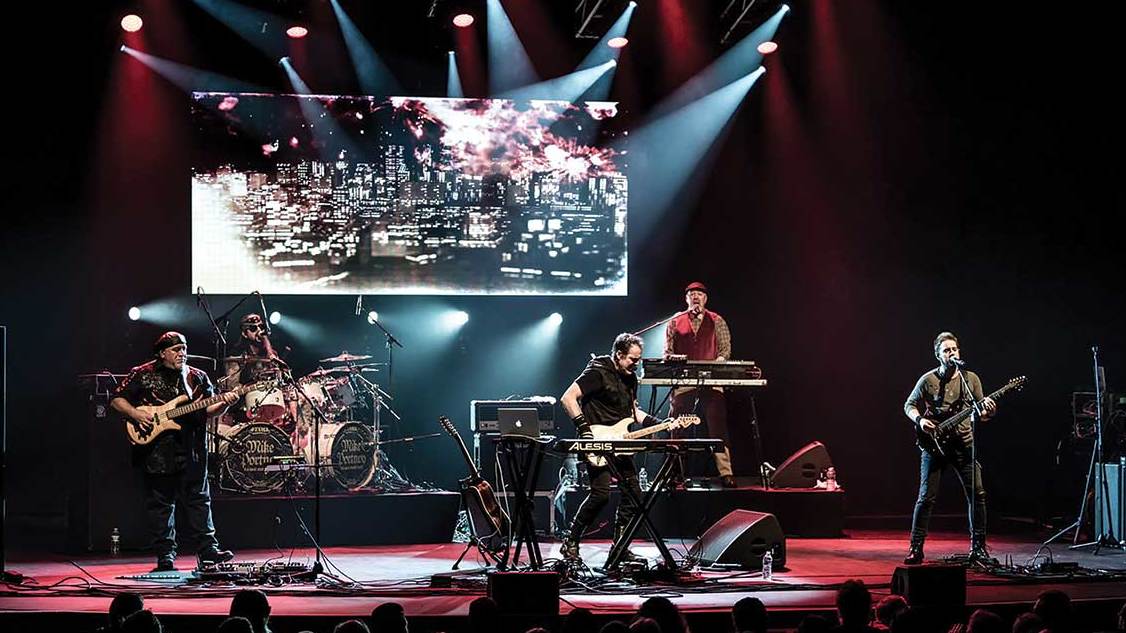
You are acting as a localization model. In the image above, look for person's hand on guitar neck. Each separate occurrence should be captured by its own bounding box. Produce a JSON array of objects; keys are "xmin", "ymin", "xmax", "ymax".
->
[{"xmin": 918, "ymin": 417, "xmax": 937, "ymax": 436}]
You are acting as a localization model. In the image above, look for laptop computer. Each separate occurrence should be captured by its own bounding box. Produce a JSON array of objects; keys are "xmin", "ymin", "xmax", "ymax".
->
[{"xmin": 496, "ymin": 407, "xmax": 541, "ymax": 439}]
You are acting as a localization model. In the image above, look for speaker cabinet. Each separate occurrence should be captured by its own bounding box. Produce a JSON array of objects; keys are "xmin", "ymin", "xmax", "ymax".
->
[
  {"xmin": 488, "ymin": 571, "xmax": 559, "ymax": 616},
  {"xmin": 771, "ymin": 441, "xmax": 832, "ymax": 488},
  {"xmin": 689, "ymin": 509, "xmax": 786, "ymax": 568},
  {"xmin": 891, "ymin": 564, "xmax": 966, "ymax": 610},
  {"xmin": 1095, "ymin": 461, "xmax": 1125, "ymax": 541}
]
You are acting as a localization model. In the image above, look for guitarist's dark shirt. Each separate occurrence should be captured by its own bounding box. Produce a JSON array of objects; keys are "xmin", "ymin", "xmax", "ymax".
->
[
  {"xmin": 575, "ymin": 355, "xmax": 638, "ymax": 426},
  {"xmin": 114, "ymin": 360, "xmax": 215, "ymax": 475},
  {"xmin": 904, "ymin": 368, "xmax": 985, "ymax": 449}
]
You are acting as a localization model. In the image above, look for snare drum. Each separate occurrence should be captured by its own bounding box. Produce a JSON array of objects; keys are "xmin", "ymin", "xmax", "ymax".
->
[
  {"xmin": 218, "ymin": 423, "xmax": 295, "ymax": 494},
  {"xmin": 245, "ymin": 385, "xmax": 286, "ymax": 422},
  {"xmin": 303, "ymin": 422, "xmax": 376, "ymax": 490}
]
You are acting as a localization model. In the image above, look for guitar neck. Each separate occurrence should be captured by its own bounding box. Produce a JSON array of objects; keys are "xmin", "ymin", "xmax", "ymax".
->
[
  {"xmin": 166, "ymin": 384, "xmax": 252, "ymax": 419},
  {"xmin": 441, "ymin": 419, "xmax": 483, "ymax": 480},
  {"xmin": 625, "ymin": 420, "xmax": 674, "ymax": 440},
  {"xmin": 937, "ymin": 383, "xmax": 1014, "ymax": 432}
]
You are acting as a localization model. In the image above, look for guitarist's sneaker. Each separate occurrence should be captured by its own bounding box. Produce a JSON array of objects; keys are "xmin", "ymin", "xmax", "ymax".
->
[
  {"xmin": 198, "ymin": 547, "xmax": 235, "ymax": 567},
  {"xmin": 151, "ymin": 558, "xmax": 175, "ymax": 573},
  {"xmin": 968, "ymin": 541, "xmax": 996, "ymax": 566}
]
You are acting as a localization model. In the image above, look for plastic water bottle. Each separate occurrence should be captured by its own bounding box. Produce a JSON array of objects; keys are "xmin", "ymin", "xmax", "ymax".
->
[
  {"xmin": 762, "ymin": 549, "xmax": 773, "ymax": 581},
  {"xmin": 638, "ymin": 468, "xmax": 650, "ymax": 491},
  {"xmin": 110, "ymin": 528, "xmax": 121, "ymax": 556},
  {"xmin": 825, "ymin": 467, "xmax": 839, "ymax": 492}
]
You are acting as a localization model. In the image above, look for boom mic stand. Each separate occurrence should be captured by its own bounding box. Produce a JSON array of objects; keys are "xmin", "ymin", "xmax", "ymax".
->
[{"xmin": 1070, "ymin": 346, "xmax": 1123, "ymax": 553}]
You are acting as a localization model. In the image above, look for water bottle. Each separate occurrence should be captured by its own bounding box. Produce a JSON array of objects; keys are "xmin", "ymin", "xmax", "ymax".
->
[
  {"xmin": 825, "ymin": 467, "xmax": 839, "ymax": 492},
  {"xmin": 761, "ymin": 548, "xmax": 773, "ymax": 581},
  {"xmin": 110, "ymin": 528, "xmax": 121, "ymax": 557},
  {"xmin": 638, "ymin": 468, "xmax": 650, "ymax": 491}
]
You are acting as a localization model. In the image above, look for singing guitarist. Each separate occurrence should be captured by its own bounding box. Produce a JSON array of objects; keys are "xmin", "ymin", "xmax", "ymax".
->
[
  {"xmin": 559, "ymin": 332, "xmax": 663, "ymax": 566},
  {"xmin": 110, "ymin": 331, "xmax": 238, "ymax": 572},
  {"xmin": 903, "ymin": 331, "xmax": 997, "ymax": 565}
]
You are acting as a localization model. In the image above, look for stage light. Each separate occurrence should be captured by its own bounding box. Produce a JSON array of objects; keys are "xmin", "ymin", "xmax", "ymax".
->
[
  {"xmin": 269, "ymin": 311, "xmax": 282, "ymax": 325},
  {"xmin": 453, "ymin": 13, "xmax": 474, "ymax": 28},
  {"xmin": 286, "ymin": 25, "xmax": 308, "ymax": 39},
  {"xmin": 367, "ymin": 310, "xmax": 379, "ymax": 324},
  {"xmin": 454, "ymin": 310, "xmax": 469, "ymax": 325},
  {"xmin": 128, "ymin": 306, "xmax": 142, "ymax": 321},
  {"xmin": 608, "ymin": 37, "xmax": 629, "ymax": 49},
  {"xmin": 757, "ymin": 41, "xmax": 778, "ymax": 55},
  {"xmin": 121, "ymin": 14, "xmax": 143, "ymax": 33},
  {"xmin": 441, "ymin": 310, "xmax": 470, "ymax": 328},
  {"xmin": 547, "ymin": 312, "xmax": 563, "ymax": 327}
]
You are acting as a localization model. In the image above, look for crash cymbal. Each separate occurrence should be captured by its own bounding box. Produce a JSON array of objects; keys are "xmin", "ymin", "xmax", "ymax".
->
[
  {"xmin": 303, "ymin": 367, "xmax": 351, "ymax": 379},
  {"xmin": 319, "ymin": 351, "xmax": 373, "ymax": 363}
]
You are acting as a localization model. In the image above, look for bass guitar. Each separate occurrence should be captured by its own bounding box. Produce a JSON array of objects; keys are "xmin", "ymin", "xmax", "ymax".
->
[
  {"xmin": 917, "ymin": 376, "xmax": 1027, "ymax": 456},
  {"xmin": 125, "ymin": 380, "xmax": 272, "ymax": 445},
  {"xmin": 438, "ymin": 415, "xmax": 510, "ymax": 548}
]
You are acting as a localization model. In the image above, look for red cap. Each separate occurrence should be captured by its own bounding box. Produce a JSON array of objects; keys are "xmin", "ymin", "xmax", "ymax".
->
[{"xmin": 684, "ymin": 281, "xmax": 708, "ymax": 294}]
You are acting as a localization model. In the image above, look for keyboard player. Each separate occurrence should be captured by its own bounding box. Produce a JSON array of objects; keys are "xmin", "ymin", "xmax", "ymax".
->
[{"xmin": 664, "ymin": 281, "xmax": 736, "ymax": 487}]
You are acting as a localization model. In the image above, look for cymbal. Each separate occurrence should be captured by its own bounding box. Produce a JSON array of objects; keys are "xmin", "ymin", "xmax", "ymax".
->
[
  {"xmin": 320, "ymin": 352, "xmax": 373, "ymax": 363},
  {"xmin": 303, "ymin": 367, "xmax": 351, "ymax": 379}
]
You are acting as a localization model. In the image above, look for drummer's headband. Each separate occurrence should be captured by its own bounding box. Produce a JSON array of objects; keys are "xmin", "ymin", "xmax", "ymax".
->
[{"xmin": 153, "ymin": 331, "xmax": 187, "ymax": 355}]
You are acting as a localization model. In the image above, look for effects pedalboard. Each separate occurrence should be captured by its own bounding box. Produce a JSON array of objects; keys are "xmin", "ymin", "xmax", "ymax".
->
[{"xmin": 194, "ymin": 560, "xmax": 322, "ymax": 585}]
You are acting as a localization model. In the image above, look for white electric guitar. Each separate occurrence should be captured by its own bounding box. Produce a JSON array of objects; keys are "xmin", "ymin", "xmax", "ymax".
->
[{"xmin": 586, "ymin": 414, "xmax": 701, "ymax": 467}]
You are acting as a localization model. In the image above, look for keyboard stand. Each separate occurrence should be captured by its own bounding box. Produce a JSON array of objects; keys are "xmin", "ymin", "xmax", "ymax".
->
[
  {"xmin": 603, "ymin": 451, "xmax": 682, "ymax": 571},
  {"xmin": 493, "ymin": 436, "xmax": 550, "ymax": 571}
]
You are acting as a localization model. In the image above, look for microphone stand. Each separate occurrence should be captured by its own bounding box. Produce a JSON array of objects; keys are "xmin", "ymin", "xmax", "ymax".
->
[
  {"xmin": 196, "ymin": 288, "xmax": 228, "ymax": 374},
  {"xmin": 954, "ymin": 361, "xmax": 986, "ymax": 563},
  {"xmin": 1070, "ymin": 346, "xmax": 1123, "ymax": 553}
]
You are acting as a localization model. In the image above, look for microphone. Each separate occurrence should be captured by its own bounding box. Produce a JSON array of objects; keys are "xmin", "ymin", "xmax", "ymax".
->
[
  {"xmin": 355, "ymin": 296, "xmax": 363, "ymax": 316},
  {"xmin": 255, "ymin": 291, "xmax": 271, "ymax": 336},
  {"xmin": 949, "ymin": 358, "xmax": 967, "ymax": 368}
]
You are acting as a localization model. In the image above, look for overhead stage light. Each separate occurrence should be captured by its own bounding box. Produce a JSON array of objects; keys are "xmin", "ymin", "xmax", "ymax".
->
[
  {"xmin": 608, "ymin": 37, "xmax": 629, "ymax": 49},
  {"xmin": 128, "ymin": 306, "xmax": 142, "ymax": 321},
  {"xmin": 367, "ymin": 310, "xmax": 380, "ymax": 324},
  {"xmin": 121, "ymin": 14, "xmax": 143, "ymax": 33},
  {"xmin": 269, "ymin": 311, "xmax": 282, "ymax": 325},
  {"xmin": 757, "ymin": 41, "xmax": 778, "ymax": 55},
  {"xmin": 453, "ymin": 13, "xmax": 475, "ymax": 28},
  {"xmin": 286, "ymin": 25, "xmax": 308, "ymax": 39},
  {"xmin": 547, "ymin": 312, "xmax": 563, "ymax": 327}
]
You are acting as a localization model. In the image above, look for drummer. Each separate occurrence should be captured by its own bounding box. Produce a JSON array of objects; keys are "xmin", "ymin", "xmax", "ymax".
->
[{"xmin": 221, "ymin": 314, "xmax": 302, "ymax": 442}]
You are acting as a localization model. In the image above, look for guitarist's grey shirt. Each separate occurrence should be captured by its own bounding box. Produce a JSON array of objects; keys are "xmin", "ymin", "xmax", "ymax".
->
[{"xmin": 904, "ymin": 368, "xmax": 985, "ymax": 434}]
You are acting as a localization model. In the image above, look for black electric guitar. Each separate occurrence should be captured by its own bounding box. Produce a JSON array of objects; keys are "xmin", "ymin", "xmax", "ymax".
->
[
  {"xmin": 438, "ymin": 416, "xmax": 510, "ymax": 548},
  {"xmin": 916, "ymin": 376, "xmax": 1027, "ymax": 456}
]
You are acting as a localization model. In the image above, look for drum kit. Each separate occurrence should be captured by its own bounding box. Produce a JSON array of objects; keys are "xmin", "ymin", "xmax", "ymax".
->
[{"xmin": 210, "ymin": 351, "xmax": 399, "ymax": 494}]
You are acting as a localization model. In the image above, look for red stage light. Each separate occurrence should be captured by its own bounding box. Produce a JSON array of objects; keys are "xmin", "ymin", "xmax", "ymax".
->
[
  {"xmin": 120, "ymin": 14, "xmax": 143, "ymax": 33},
  {"xmin": 608, "ymin": 37, "xmax": 629, "ymax": 49},
  {"xmin": 286, "ymin": 25, "xmax": 308, "ymax": 39},
  {"xmin": 757, "ymin": 41, "xmax": 779, "ymax": 55},
  {"xmin": 452, "ymin": 13, "xmax": 475, "ymax": 28}
]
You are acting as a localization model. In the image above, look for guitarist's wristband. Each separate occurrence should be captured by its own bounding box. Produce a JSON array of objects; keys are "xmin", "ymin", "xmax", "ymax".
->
[{"xmin": 572, "ymin": 414, "xmax": 591, "ymax": 436}]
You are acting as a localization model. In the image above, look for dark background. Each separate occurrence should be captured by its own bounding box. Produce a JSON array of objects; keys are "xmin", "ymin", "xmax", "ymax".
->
[{"xmin": 2, "ymin": 1, "xmax": 1123, "ymax": 549}]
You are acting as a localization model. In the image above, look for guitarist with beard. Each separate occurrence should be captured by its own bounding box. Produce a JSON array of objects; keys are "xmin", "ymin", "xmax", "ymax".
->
[
  {"xmin": 903, "ymin": 331, "xmax": 997, "ymax": 565},
  {"xmin": 559, "ymin": 333, "xmax": 664, "ymax": 566}
]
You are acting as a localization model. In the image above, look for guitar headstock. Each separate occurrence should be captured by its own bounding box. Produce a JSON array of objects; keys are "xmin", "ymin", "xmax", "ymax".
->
[
  {"xmin": 671, "ymin": 414, "xmax": 701, "ymax": 429},
  {"xmin": 1006, "ymin": 376, "xmax": 1027, "ymax": 391},
  {"xmin": 438, "ymin": 416, "xmax": 457, "ymax": 436}
]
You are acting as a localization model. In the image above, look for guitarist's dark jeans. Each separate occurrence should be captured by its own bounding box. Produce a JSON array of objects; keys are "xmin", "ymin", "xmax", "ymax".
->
[
  {"xmin": 143, "ymin": 458, "xmax": 219, "ymax": 562},
  {"xmin": 910, "ymin": 447, "xmax": 986, "ymax": 545},
  {"xmin": 572, "ymin": 456, "xmax": 643, "ymax": 539}
]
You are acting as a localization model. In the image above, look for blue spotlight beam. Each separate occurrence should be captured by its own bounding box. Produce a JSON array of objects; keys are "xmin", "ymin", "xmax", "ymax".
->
[
  {"xmin": 622, "ymin": 68, "xmax": 765, "ymax": 236},
  {"xmin": 499, "ymin": 60, "xmax": 615, "ymax": 102},
  {"xmin": 655, "ymin": 5, "xmax": 787, "ymax": 119},
  {"xmin": 447, "ymin": 52, "xmax": 464, "ymax": 98},
  {"xmin": 279, "ymin": 61, "xmax": 361, "ymax": 161},
  {"xmin": 576, "ymin": 2, "xmax": 636, "ymax": 71},
  {"xmin": 486, "ymin": 0, "xmax": 539, "ymax": 95},
  {"xmin": 329, "ymin": 0, "xmax": 401, "ymax": 96},
  {"xmin": 193, "ymin": 0, "xmax": 290, "ymax": 60},
  {"xmin": 120, "ymin": 46, "xmax": 269, "ymax": 94}
]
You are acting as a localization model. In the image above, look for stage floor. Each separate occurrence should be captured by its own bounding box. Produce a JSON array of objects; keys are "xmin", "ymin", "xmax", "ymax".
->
[{"xmin": 3, "ymin": 530, "xmax": 1126, "ymax": 629}]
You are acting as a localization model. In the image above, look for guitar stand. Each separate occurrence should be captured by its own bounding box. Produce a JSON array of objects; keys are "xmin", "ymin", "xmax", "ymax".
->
[
  {"xmin": 493, "ymin": 436, "xmax": 550, "ymax": 571},
  {"xmin": 603, "ymin": 451, "xmax": 682, "ymax": 572},
  {"xmin": 452, "ymin": 490, "xmax": 504, "ymax": 570}
]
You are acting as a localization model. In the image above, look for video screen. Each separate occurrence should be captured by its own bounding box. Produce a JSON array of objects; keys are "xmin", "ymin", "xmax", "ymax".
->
[{"xmin": 191, "ymin": 94, "xmax": 628, "ymax": 295}]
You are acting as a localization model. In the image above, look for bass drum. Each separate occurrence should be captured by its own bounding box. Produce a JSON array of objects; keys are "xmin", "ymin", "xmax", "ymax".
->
[
  {"xmin": 219, "ymin": 423, "xmax": 294, "ymax": 494},
  {"xmin": 304, "ymin": 422, "xmax": 376, "ymax": 491}
]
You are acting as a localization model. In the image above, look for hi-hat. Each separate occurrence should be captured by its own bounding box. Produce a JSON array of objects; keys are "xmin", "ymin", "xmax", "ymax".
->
[{"xmin": 320, "ymin": 352, "xmax": 373, "ymax": 363}]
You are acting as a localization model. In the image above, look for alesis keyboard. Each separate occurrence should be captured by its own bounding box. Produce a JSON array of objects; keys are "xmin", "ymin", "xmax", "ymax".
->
[
  {"xmin": 640, "ymin": 359, "xmax": 767, "ymax": 387},
  {"xmin": 551, "ymin": 438, "xmax": 724, "ymax": 455}
]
